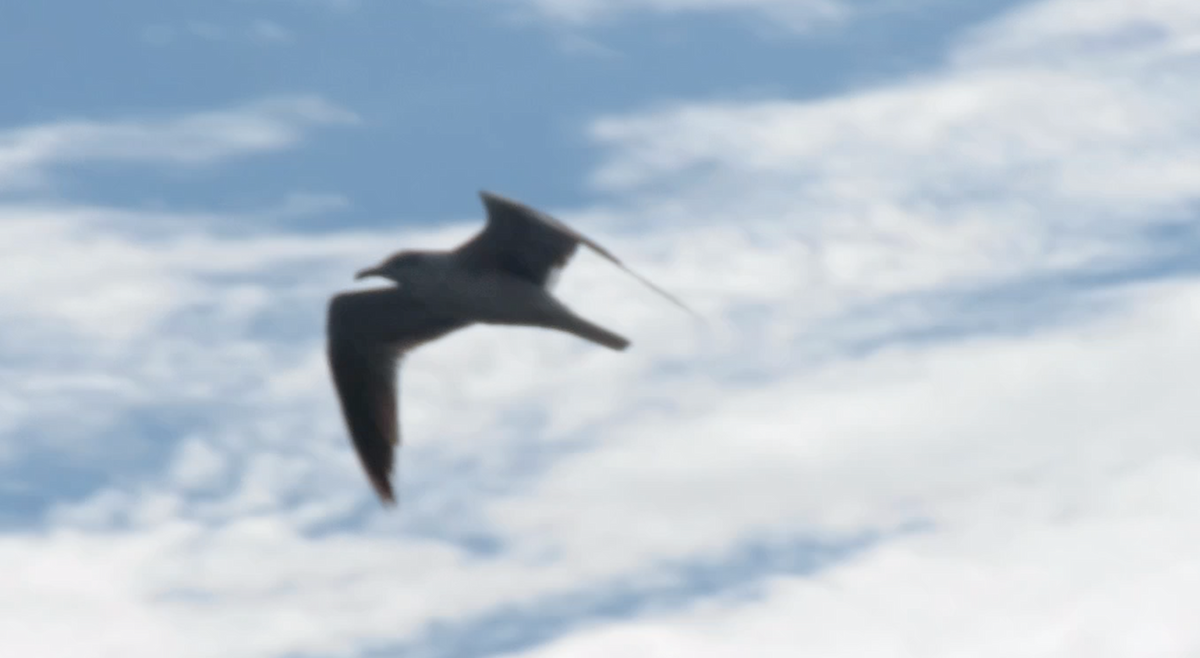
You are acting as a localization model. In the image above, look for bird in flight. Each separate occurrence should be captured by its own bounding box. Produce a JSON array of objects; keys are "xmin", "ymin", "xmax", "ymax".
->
[{"xmin": 326, "ymin": 190, "xmax": 696, "ymax": 505}]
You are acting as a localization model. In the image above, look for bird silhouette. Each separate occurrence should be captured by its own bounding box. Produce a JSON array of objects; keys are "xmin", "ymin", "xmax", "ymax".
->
[{"xmin": 326, "ymin": 190, "xmax": 695, "ymax": 505}]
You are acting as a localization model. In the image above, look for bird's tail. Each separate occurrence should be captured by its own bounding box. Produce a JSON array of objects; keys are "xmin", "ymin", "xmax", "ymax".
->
[{"xmin": 557, "ymin": 314, "xmax": 631, "ymax": 351}]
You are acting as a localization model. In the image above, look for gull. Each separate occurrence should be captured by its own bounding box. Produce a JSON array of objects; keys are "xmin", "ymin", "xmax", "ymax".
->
[{"xmin": 326, "ymin": 190, "xmax": 695, "ymax": 505}]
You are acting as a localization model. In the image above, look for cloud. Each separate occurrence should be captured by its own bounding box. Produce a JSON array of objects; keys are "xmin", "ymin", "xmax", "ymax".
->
[
  {"xmin": 955, "ymin": 0, "xmax": 1200, "ymax": 68},
  {"xmin": 503, "ymin": 282, "xmax": 1200, "ymax": 658},
  {"xmin": 582, "ymin": 0, "xmax": 1200, "ymax": 293},
  {"xmin": 499, "ymin": 0, "xmax": 852, "ymax": 32},
  {"xmin": 5, "ymin": 0, "xmax": 1200, "ymax": 655},
  {"xmin": 507, "ymin": 436, "xmax": 1200, "ymax": 657},
  {"xmin": 0, "ymin": 96, "xmax": 356, "ymax": 190},
  {"xmin": 6, "ymin": 210, "xmax": 1200, "ymax": 657}
]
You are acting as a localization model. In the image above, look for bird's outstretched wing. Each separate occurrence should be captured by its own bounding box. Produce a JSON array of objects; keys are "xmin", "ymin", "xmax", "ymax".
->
[
  {"xmin": 455, "ymin": 190, "xmax": 700, "ymax": 317},
  {"xmin": 326, "ymin": 288, "xmax": 471, "ymax": 505},
  {"xmin": 453, "ymin": 191, "xmax": 579, "ymax": 288}
]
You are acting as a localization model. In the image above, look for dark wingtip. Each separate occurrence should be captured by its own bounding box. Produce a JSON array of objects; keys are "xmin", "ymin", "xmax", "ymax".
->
[
  {"xmin": 478, "ymin": 189, "xmax": 525, "ymax": 210},
  {"xmin": 371, "ymin": 478, "xmax": 398, "ymax": 507}
]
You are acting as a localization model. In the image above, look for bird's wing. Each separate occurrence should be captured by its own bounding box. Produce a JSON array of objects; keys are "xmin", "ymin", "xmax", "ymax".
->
[
  {"xmin": 326, "ymin": 288, "xmax": 471, "ymax": 505},
  {"xmin": 453, "ymin": 191, "xmax": 579, "ymax": 287},
  {"xmin": 455, "ymin": 190, "xmax": 700, "ymax": 317}
]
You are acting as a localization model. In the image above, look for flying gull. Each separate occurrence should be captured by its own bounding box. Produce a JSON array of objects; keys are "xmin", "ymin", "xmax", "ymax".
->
[{"xmin": 326, "ymin": 190, "xmax": 695, "ymax": 505}]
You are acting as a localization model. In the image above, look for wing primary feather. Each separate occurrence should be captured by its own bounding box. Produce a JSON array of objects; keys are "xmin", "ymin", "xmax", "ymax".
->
[
  {"xmin": 567, "ymin": 229, "xmax": 703, "ymax": 321},
  {"xmin": 599, "ymin": 255, "xmax": 703, "ymax": 321}
]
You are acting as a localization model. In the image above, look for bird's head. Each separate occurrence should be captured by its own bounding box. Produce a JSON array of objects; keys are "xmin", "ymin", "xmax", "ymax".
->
[{"xmin": 355, "ymin": 250, "xmax": 429, "ymax": 285}]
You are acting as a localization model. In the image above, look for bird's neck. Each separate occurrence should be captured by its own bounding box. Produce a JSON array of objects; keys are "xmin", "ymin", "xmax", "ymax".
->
[
  {"xmin": 413, "ymin": 251, "xmax": 455, "ymax": 273},
  {"xmin": 396, "ymin": 251, "xmax": 456, "ymax": 296}
]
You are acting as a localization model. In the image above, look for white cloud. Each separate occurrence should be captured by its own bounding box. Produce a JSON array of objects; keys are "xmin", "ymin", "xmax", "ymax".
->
[
  {"xmin": 0, "ymin": 95, "xmax": 356, "ymax": 190},
  {"xmin": 509, "ymin": 457, "xmax": 1200, "ymax": 657},
  {"xmin": 955, "ymin": 0, "xmax": 1200, "ymax": 68},
  {"xmin": 5, "ymin": 0, "xmax": 1200, "ymax": 656},
  {"xmin": 500, "ymin": 0, "xmax": 851, "ymax": 32},
  {"xmin": 6, "ymin": 222, "xmax": 1200, "ymax": 657}
]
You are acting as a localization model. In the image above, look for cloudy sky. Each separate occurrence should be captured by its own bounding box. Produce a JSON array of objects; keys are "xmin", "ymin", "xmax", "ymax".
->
[{"xmin": 4, "ymin": 0, "xmax": 1200, "ymax": 656}]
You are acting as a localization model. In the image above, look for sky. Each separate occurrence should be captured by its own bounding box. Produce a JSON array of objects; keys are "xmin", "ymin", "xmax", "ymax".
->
[{"xmin": 3, "ymin": 0, "xmax": 1200, "ymax": 656}]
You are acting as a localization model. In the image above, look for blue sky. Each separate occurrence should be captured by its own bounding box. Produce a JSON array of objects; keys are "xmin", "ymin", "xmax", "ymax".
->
[
  {"xmin": 1, "ymin": 0, "xmax": 1019, "ymax": 221},
  {"xmin": 4, "ymin": 0, "xmax": 1200, "ymax": 657}
]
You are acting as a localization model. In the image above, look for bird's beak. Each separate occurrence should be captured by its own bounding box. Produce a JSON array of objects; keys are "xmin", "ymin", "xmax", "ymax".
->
[{"xmin": 355, "ymin": 266, "xmax": 381, "ymax": 280}]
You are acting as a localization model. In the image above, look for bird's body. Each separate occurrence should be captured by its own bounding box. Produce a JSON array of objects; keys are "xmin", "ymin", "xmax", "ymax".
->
[
  {"xmin": 326, "ymin": 190, "xmax": 692, "ymax": 504},
  {"xmin": 388, "ymin": 250, "xmax": 630, "ymax": 349}
]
